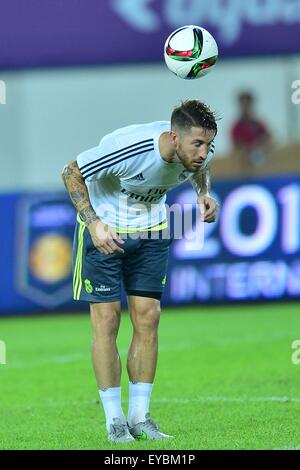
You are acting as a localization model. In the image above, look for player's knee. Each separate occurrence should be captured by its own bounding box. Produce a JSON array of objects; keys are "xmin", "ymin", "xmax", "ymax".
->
[
  {"xmin": 134, "ymin": 305, "xmax": 161, "ymax": 332},
  {"xmin": 91, "ymin": 308, "xmax": 120, "ymax": 338}
]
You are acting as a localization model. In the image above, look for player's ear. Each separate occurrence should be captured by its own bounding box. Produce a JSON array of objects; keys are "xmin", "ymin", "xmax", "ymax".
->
[{"xmin": 170, "ymin": 131, "xmax": 179, "ymax": 146}]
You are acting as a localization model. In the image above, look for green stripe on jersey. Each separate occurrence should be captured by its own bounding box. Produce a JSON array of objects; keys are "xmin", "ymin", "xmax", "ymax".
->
[{"xmin": 116, "ymin": 220, "xmax": 168, "ymax": 233}]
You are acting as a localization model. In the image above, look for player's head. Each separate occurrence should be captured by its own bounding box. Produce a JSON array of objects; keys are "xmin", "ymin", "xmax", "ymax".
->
[
  {"xmin": 170, "ymin": 100, "xmax": 218, "ymax": 172},
  {"xmin": 238, "ymin": 91, "xmax": 255, "ymax": 118}
]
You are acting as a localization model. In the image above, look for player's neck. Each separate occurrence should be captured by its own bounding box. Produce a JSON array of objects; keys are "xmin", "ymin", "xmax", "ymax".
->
[{"xmin": 158, "ymin": 132, "xmax": 179, "ymax": 163}]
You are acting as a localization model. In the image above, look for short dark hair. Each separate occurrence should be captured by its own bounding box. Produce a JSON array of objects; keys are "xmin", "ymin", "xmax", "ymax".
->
[
  {"xmin": 238, "ymin": 91, "xmax": 254, "ymax": 103},
  {"xmin": 171, "ymin": 100, "xmax": 218, "ymax": 134}
]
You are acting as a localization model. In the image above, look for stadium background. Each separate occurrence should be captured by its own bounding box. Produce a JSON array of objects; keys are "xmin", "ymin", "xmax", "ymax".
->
[{"xmin": 0, "ymin": 0, "xmax": 300, "ymax": 451}]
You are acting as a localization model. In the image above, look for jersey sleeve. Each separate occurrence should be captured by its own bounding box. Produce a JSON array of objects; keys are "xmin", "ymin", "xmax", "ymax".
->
[{"xmin": 76, "ymin": 135, "xmax": 127, "ymax": 182}]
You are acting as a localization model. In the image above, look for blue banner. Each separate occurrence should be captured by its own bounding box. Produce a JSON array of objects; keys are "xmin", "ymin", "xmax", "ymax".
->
[
  {"xmin": 0, "ymin": 176, "xmax": 299, "ymax": 315},
  {"xmin": 166, "ymin": 177, "xmax": 300, "ymax": 304},
  {"xmin": 0, "ymin": 193, "xmax": 85, "ymax": 314}
]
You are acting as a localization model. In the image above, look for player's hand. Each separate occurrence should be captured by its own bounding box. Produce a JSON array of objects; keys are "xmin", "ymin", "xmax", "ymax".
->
[
  {"xmin": 87, "ymin": 219, "xmax": 125, "ymax": 254},
  {"xmin": 197, "ymin": 193, "xmax": 219, "ymax": 223}
]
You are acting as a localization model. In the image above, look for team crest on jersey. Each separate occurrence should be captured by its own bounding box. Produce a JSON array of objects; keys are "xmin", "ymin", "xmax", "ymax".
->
[{"xmin": 177, "ymin": 171, "xmax": 190, "ymax": 182}]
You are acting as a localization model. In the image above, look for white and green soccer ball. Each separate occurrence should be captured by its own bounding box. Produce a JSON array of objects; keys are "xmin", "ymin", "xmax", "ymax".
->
[{"xmin": 164, "ymin": 25, "xmax": 219, "ymax": 79}]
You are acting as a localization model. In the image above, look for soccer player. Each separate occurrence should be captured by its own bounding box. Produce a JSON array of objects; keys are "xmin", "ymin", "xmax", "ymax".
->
[{"xmin": 62, "ymin": 100, "xmax": 218, "ymax": 442}]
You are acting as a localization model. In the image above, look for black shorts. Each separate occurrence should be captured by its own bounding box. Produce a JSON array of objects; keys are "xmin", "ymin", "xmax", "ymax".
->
[{"xmin": 72, "ymin": 218, "xmax": 172, "ymax": 303}]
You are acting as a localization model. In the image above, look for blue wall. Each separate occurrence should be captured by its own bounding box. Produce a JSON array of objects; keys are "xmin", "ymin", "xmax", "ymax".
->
[{"xmin": 0, "ymin": 176, "xmax": 299, "ymax": 315}]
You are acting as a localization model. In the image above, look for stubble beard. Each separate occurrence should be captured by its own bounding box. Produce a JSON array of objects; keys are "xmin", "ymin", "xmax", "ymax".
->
[{"xmin": 176, "ymin": 148, "xmax": 196, "ymax": 173}]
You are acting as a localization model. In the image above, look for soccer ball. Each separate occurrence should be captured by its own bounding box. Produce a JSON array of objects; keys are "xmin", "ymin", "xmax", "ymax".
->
[{"xmin": 164, "ymin": 25, "xmax": 218, "ymax": 80}]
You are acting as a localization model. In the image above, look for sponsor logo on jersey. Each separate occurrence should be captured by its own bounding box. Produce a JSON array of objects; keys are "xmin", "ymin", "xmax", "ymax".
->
[{"xmin": 121, "ymin": 187, "xmax": 167, "ymax": 203}]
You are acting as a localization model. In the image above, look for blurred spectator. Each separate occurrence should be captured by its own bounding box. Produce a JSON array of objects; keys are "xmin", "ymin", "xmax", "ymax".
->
[{"xmin": 231, "ymin": 91, "xmax": 272, "ymax": 171}]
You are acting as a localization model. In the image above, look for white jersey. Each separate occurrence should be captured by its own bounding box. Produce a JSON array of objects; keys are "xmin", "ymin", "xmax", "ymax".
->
[{"xmin": 77, "ymin": 121, "xmax": 215, "ymax": 231}]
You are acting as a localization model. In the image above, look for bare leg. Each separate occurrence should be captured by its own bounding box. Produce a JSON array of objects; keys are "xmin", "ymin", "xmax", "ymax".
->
[
  {"xmin": 126, "ymin": 296, "xmax": 160, "ymax": 383},
  {"xmin": 90, "ymin": 301, "xmax": 122, "ymax": 389}
]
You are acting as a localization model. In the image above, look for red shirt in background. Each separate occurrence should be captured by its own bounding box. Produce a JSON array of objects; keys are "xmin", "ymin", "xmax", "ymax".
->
[{"xmin": 231, "ymin": 119, "xmax": 269, "ymax": 150}]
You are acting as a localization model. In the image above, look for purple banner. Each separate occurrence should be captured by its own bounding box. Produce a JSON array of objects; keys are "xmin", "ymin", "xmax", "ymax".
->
[{"xmin": 1, "ymin": 0, "xmax": 300, "ymax": 69}]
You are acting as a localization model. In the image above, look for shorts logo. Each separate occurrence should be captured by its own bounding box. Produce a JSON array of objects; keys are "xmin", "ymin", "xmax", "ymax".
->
[
  {"xmin": 95, "ymin": 285, "xmax": 111, "ymax": 292},
  {"xmin": 162, "ymin": 275, "xmax": 167, "ymax": 286},
  {"xmin": 84, "ymin": 279, "xmax": 93, "ymax": 294}
]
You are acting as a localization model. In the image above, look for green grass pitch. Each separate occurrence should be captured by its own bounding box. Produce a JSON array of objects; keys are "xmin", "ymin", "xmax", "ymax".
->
[{"xmin": 0, "ymin": 303, "xmax": 300, "ymax": 450}]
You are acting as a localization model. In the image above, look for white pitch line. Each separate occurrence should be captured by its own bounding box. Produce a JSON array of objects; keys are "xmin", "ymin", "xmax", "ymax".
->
[
  {"xmin": 3, "ymin": 395, "xmax": 300, "ymax": 410},
  {"xmin": 5, "ymin": 353, "xmax": 88, "ymax": 368},
  {"xmin": 2, "ymin": 343, "xmax": 196, "ymax": 369},
  {"xmin": 154, "ymin": 396, "xmax": 300, "ymax": 404},
  {"xmin": 274, "ymin": 445, "xmax": 300, "ymax": 450},
  {"xmin": 3, "ymin": 330, "xmax": 294, "ymax": 369}
]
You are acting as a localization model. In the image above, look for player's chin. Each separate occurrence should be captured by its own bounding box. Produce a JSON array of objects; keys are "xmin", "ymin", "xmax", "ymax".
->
[
  {"xmin": 191, "ymin": 162, "xmax": 206, "ymax": 172},
  {"xmin": 187, "ymin": 164, "xmax": 200, "ymax": 173}
]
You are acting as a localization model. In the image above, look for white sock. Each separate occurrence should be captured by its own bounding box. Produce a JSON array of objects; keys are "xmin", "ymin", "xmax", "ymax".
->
[
  {"xmin": 99, "ymin": 387, "xmax": 126, "ymax": 432},
  {"xmin": 127, "ymin": 382, "xmax": 153, "ymax": 427}
]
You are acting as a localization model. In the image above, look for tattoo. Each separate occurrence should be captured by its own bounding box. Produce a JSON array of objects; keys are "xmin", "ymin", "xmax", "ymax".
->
[
  {"xmin": 61, "ymin": 159, "xmax": 99, "ymax": 227},
  {"xmin": 70, "ymin": 190, "xmax": 85, "ymax": 204},
  {"xmin": 79, "ymin": 207, "xmax": 99, "ymax": 226},
  {"xmin": 62, "ymin": 160, "xmax": 78, "ymax": 180},
  {"xmin": 70, "ymin": 180, "xmax": 82, "ymax": 191},
  {"xmin": 191, "ymin": 165, "xmax": 211, "ymax": 195},
  {"xmin": 62, "ymin": 165, "xmax": 74, "ymax": 177}
]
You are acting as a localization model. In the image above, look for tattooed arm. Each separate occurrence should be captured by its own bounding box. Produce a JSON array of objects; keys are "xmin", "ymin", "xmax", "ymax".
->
[
  {"xmin": 62, "ymin": 160, "xmax": 124, "ymax": 254},
  {"xmin": 190, "ymin": 165, "xmax": 211, "ymax": 196},
  {"xmin": 61, "ymin": 160, "xmax": 99, "ymax": 227},
  {"xmin": 190, "ymin": 165, "xmax": 218, "ymax": 223}
]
